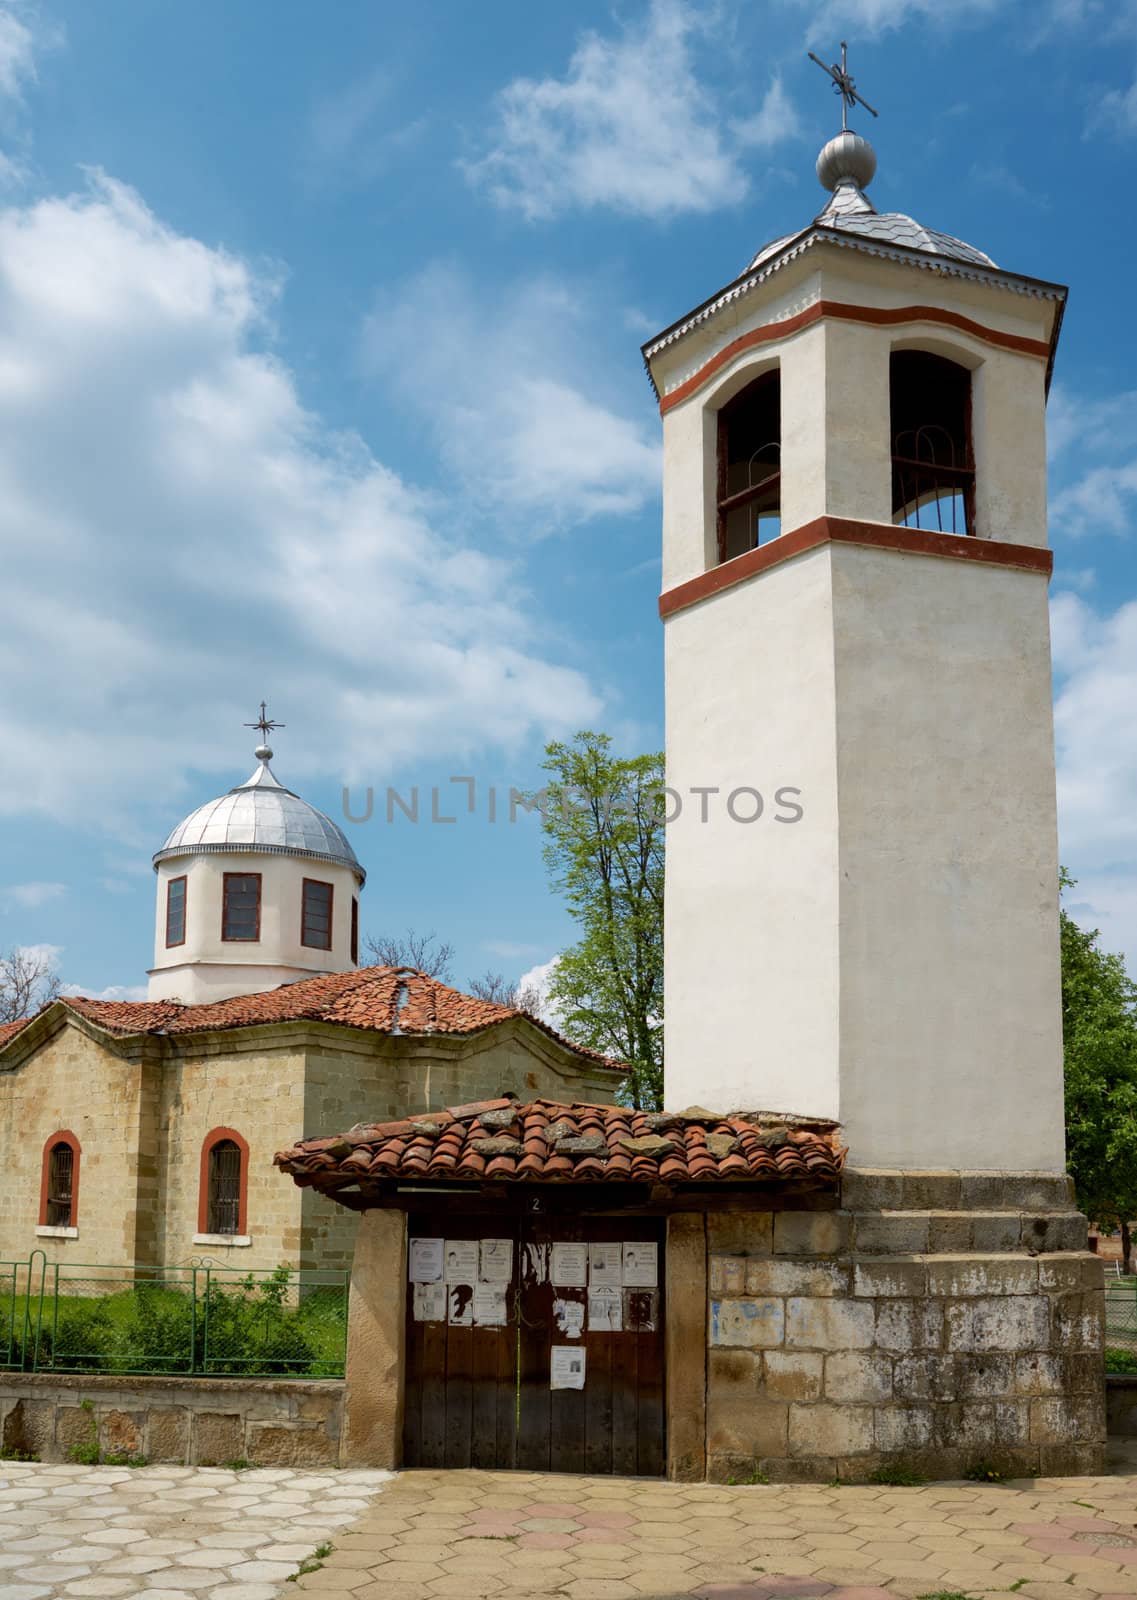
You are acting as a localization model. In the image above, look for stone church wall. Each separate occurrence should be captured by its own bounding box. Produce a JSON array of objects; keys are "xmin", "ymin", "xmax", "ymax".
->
[
  {"xmin": 703, "ymin": 1171, "xmax": 1106, "ymax": 1482},
  {"xmin": 0, "ymin": 1026, "xmax": 148, "ymax": 1265}
]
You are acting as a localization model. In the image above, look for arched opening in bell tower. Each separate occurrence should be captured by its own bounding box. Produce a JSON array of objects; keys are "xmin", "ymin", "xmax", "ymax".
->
[
  {"xmin": 716, "ymin": 369, "xmax": 781, "ymax": 563},
  {"xmin": 890, "ymin": 350, "xmax": 975, "ymax": 536}
]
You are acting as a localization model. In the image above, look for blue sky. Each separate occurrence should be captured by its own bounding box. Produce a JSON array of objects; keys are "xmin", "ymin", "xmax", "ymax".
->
[{"xmin": 1, "ymin": 0, "xmax": 1136, "ymax": 1002}]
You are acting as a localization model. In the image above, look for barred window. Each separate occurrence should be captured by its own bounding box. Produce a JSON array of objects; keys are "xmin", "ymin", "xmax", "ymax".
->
[
  {"xmin": 46, "ymin": 1142, "xmax": 75, "ymax": 1227},
  {"xmin": 222, "ymin": 873, "xmax": 261, "ymax": 941},
  {"xmin": 207, "ymin": 1139, "xmax": 242, "ymax": 1235},
  {"xmin": 301, "ymin": 878, "xmax": 333, "ymax": 951},
  {"xmin": 716, "ymin": 369, "xmax": 781, "ymax": 564},
  {"xmin": 891, "ymin": 351, "xmax": 975, "ymax": 537}
]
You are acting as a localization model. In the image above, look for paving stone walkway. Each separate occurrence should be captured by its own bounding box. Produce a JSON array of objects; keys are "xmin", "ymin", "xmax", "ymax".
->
[
  {"xmin": 292, "ymin": 1464, "xmax": 1137, "ymax": 1600},
  {"xmin": 0, "ymin": 1461, "xmax": 392, "ymax": 1600}
]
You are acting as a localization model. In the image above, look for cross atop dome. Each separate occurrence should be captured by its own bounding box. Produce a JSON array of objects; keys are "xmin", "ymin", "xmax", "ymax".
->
[
  {"xmin": 808, "ymin": 40, "xmax": 879, "ymax": 133},
  {"xmin": 244, "ymin": 700, "xmax": 284, "ymax": 763}
]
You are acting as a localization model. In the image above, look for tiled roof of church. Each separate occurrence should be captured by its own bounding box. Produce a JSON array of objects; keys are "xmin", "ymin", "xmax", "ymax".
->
[
  {"xmin": 0, "ymin": 967, "xmax": 623, "ymax": 1070},
  {"xmin": 275, "ymin": 1097, "xmax": 846, "ymax": 1196},
  {"xmin": 0, "ymin": 1018, "xmax": 26, "ymax": 1047}
]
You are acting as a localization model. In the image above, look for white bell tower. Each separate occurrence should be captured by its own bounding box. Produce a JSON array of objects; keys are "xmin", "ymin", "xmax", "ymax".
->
[{"xmin": 646, "ymin": 66, "xmax": 1068, "ymax": 1171}]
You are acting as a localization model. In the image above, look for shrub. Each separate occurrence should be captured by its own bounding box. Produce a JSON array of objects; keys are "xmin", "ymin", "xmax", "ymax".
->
[{"xmin": 1105, "ymin": 1346, "xmax": 1137, "ymax": 1373}]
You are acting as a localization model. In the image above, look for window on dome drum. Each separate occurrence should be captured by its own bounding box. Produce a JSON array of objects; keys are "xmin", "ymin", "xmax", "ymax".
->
[
  {"xmin": 222, "ymin": 872, "xmax": 261, "ymax": 941},
  {"xmin": 891, "ymin": 351, "xmax": 975, "ymax": 537},
  {"xmin": 350, "ymin": 897, "xmax": 359, "ymax": 966},
  {"xmin": 45, "ymin": 1141, "xmax": 75, "ymax": 1227},
  {"xmin": 716, "ymin": 369, "xmax": 781, "ymax": 564},
  {"xmin": 165, "ymin": 875, "xmax": 186, "ymax": 948},
  {"xmin": 302, "ymin": 877, "xmax": 333, "ymax": 951},
  {"xmin": 207, "ymin": 1139, "xmax": 242, "ymax": 1234}
]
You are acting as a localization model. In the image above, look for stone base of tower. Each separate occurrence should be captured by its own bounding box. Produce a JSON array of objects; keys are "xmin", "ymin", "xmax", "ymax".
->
[{"xmin": 697, "ymin": 1170, "xmax": 1106, "ymax": 1483}]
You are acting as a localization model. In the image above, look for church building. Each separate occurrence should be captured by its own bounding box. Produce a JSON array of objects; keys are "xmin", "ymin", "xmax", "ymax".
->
[
  {"xmin": 277, "ymin": 69, "xmax": 1107, "ymax": 1482},
  {"xmin": 0, "ymin": 731, "xmax": 624, "ymax": 1274}
]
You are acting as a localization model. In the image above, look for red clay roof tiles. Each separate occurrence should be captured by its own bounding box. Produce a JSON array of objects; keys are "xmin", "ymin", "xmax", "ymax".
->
[
  {"xmin": 274, "ymin": 1098, "xmax": 846, "ymax": 1195},
  {"xmin": 0, "ymin": 967, "xmax": 623, "ymax": 1070}
]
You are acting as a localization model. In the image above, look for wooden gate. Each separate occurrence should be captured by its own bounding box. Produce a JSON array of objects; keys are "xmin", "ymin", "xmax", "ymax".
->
[{"xmin": 403, "ymin": 1211, "xmax": 665, "ymax": 1475}]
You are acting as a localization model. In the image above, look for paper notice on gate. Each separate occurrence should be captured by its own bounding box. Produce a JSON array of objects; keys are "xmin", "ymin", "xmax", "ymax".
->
[
  {"xmin": 624, "ymin": 1287, "xmax": 658, "ymax": 1333},
  {"xmin": 444, "ymin": 1240, "xmax": 479, "ymax": 1283},
  {"xmin": 588, "ymin": 1242, "xmax": 622, "ymax": 1287},
  {"xmin": 473, "ymin": 1283, "xmax": 508, "ymax": 1326},
  {"xmin": 550, "ymin": 1241, "xmax": 588, "ymax": 1286},
  {"xmin": 448, "ymin": 1284, "xmax": 474, "ymax": 1325},
  {"xmin": 553, "ymin": 1295, "xmax": 586, "ymax": 1339},
  {"xmin": 622, "ymin": 1241, "xmax": 658, "ymax": 1287},
  {"xmin": 479, "ymin": 1238, "xmax": 513, "ymax": 1283},
  {"xmin": 413, "ymin": 1281, "xmax": 446, "ymax": 1322},
  {"xmin": 522, "ymin": 1242, "xmax": 548, "ymax": 1284},
  {"xmin": 551, "ymin": 1345, "xmax": 586, "ymax": 1390},
  {"xmin": 409, "ymin": 1237, "xmax": 444, "ymax": 1283},
  {"xmin": 588, "ymin": 1286, "xmax": 622, "ymax": 1332}
]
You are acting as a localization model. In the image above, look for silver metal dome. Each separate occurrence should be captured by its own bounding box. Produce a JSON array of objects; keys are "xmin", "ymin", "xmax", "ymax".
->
[
  {"xmin": 153, "ymin": 752, "xmax": 364, "ymax": 882},
  {"xmin": 746, "ymin": 132, "xmax": 995, "ymax": 277}
]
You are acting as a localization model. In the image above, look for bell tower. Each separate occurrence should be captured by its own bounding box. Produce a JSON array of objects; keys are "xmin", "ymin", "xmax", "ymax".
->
[{"xmin": 646, "ymin": 56, "xmax": 1068, "ymax": 1170}]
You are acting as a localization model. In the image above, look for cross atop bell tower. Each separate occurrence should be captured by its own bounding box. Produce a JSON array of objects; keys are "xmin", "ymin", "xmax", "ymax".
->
[{"xmin": 644, "ymin": 75, "xmax": 1070, "ymax": 1172}]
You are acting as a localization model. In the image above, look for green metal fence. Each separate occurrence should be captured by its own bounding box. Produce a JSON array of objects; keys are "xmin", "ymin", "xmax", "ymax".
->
[
  {"xmin": 1106, "ymin": 1279, "xmax": 1137, "ymax": 1350},
  {"xmin": 0, "ymin": 1253, "xmax": 349, "ymax": 1379}
]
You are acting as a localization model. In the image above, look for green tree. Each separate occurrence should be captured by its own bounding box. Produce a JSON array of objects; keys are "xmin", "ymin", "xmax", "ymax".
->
[
  {"xmin": 1061, "ymin": 870, "xmax": 1137, "ymax": 1274},
  {"xmin": 539, "ymin": 733, "xmax": 665, "ymax": 1110}
]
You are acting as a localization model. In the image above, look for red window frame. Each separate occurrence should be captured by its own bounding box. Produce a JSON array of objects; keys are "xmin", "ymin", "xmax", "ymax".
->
[
  {"xmin": 39, "ymin": 1130, "xmax": 81, "ymax": 1228},
  {"xmin": 221, "ymin": 872, "xmax": 261, "ymax": 942},
  {"xmin": 301, "ymin": 878, "xmax": 334, "ymax": 951},
  {"xmin": 350, "ymin": 896, "xmax": 359, "ymax": 966},
  {"xmin": 197, "ymin": 1126, "xmax": 249, "ymax": 1236},
  {"xmin": 165, "ymin": 874, "xmax": 187, "ymax": 948}
]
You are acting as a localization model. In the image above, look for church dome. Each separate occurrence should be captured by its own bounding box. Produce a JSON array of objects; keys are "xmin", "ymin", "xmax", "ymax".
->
[
  {"xmin": 154, "ymin": 748, "xmax": 364, "ymax": 883},
  {"xmin": 746, "ymin": 129, "xmax": 995, "ymax": 277}
]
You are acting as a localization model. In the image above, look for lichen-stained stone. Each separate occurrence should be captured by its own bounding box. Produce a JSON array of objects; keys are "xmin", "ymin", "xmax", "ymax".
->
[
  {"xmin": 246, "ymin": 1422, "xmax": 337, "ymax": 1467},
  {"xmin": 193, "ymin": 1412, "xmax": 243, "ymax": 1465},
  {"xmin": 935, "ymin": 1400, "xmax": 1030, "ymax": 1448},
  {"xmin": 788, "ymin": 1401, "xmax": 874, "ymax": 1457},
  {"xmin": 147, "ymin": 1409, "xmax": 189, "ymax": 1462},
  {"xmin": 956, "ymin": 1354, "xmax": 1015, "ymax": 1398},
  {"xmin": 852, "ymin": 1213, "xmax": 930, "ymax": 1254},
  {"xmin": 1051, "ymin": 1292, "xmax": 1106, "ymax": 1352},
  {"xmin": 928, "ymin": 1213, "xmax": 974, "ymax": 1253},
  {"xmin": 944, "ymin": 1296, "xmax": 1050, "ymax": 1352},
  {"xmin": 851, "ymin": 1259, "xmax": 927, "ymax": 1297},
  {"xmin": 773, "ymin": 1211, "xmax": 852, "ymax": 1257},
  {"xmin": 745, "ymin": 1259, "xmax": 851, "ymax": 1297},
  {"xmin": 100, "ymin": 1410, "xmax": 144, "ymax": 1458},
  {"xmin": 1013, "ymin": 1353, "xmax": 1065, "ymax": 1396},
  {"xmin": 971, "ymin": 1213, "xmax": 1027, "ymax": 1253},
  {"xmin": 874, "ymin": 1298, "xmax": 944, "ymax": 1353},
  {"xmin": 706, "ymin": 1213, "xmax": 774, "ymax": 1255},
  {"xmin": 927, "ymin": 1257, "xmax": 1040, "ymax": 1297},
  {"xmin": 763, "ymin": 1351, "xmax": 824, "ymax": 1402},
  {"xmin": 1029, "ymin": 1395, "xmax": 1107, "ymax": 1445},
  {"xmin": 875, "ymin": 1403, "xmax": 934, "ymax": 1451},
  {"xmin": 823, "ymin": 1352, "xmax": 893, "ymax": 1403},
  {"xmin": 707, "ymin": 1392, "xmax": 790, "ymax": 1456},
  {"xmin": 786, "ymin": 1297, "xmax": 875, "ymax": 1351},
  {"xmin": 710, "ymin": 1297, "xmax": 785, "ymax": 1348},
  {"xmin": 893, "ymin": 1354, "xmax": 959, "ymax": 1402}
]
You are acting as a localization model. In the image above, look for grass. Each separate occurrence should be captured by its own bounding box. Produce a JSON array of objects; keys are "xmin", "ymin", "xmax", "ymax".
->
[
  {"xmin": 964, "ymin": 1462, "xmax": 1003, "ymax": 1482},
  {"xmin": 0, "ymin": 1446, "xmax": 38, "ymax": 1461},
  {"xmin": 288, "ymin": 1543, "xmax": 333, "ymax": 1581},
  {"xmin": 0, "ymin": 1276, "xmax": 347, "ymax": 1378},
  {"xmin": 870, "ymin": 1464, "xmax": 927, "ymax": 1486}
]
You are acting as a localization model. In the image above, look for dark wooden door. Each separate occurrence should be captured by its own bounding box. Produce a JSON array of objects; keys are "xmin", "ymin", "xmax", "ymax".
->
[{"xmin": 403, "ymin": 1210, "xmax": 665, "ymax": 1475}]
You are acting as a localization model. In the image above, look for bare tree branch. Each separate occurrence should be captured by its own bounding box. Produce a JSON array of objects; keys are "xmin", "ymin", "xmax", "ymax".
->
[
  {"xmin": 468, "ymin": 970, "xmax": 544, "ymax": 1015},
  {"xmin": 0, "ymin": 947, "xmax": 62, "ymax": 1024},
  {"xmin": 363, "ymin": 929, "xmax": 455, "ymax": 982}
]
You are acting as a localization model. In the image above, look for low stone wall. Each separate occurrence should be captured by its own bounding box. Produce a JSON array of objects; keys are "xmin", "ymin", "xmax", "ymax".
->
[
  {"xmin": 1107, "ymin": 1375, "xmax": 1137, "ymax": 1438},
  {"xmin": 705, "ymin": 1169, "xmax": 1107, "ymax": 1483},
  {"xmin": 0, "ymin": 1372, "xmax": 344, "ymax": 1466}
]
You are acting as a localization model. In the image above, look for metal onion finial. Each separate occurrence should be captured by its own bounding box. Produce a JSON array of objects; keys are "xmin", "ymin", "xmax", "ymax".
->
[
  {"xmin": 808, "ymin": 41, "xmax": 879, "ymax": 132},
  {"xmin": 244, "ymin": 701, "xmax": 284, "ymax": 762}
]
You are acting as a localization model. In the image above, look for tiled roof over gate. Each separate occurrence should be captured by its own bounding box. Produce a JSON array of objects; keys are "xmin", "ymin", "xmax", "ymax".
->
[
  {"xmin": 0, "ymin": 967, "xmax": 622, "ymax": 1070},
  {"xmin": 274, "ymin": 1097, "xmax": 846, "ymax": 1196}
]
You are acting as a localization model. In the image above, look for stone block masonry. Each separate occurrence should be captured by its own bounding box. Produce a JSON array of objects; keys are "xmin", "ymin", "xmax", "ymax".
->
[
  {"xmin": 703, "ymin": 1170, "xmax": 1106, "ymax": 1483},
  {"xmin": 0, "ymin": 1371, "xmax": 344, "ymax": 1465}
]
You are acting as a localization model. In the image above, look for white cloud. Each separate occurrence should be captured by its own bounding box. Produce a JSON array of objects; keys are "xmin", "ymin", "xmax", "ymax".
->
[
  {"xmin": 1, "ymin": 880, "xmax": 65, "ymax": 910},
  {"xmin": 0, "ymin": 7, "xmax": 39, "ymax": 102},
  {"xmin": 0, "ymin": 172, "xmax": 604, "ymax": 829},
  {"xmin": 1047, "ymin": 381, "xmax": 1137, "ymax": 538},
  {"xmin": 1090, "ymin": 78, "xmax": 1137, "ymax": 137},
  {"xmin": 306, "ymin": 67, "xmax": 427, "ymax": 184},
  {"xmin": 361, "ymin": 263, "xmax": 659, "ymax": 529},
  {"xmin": 787, "ymin": 0, "xmax": 1001, "ymax": 41},
  {"xmin": 59, "ymin": 979, "xmax": 148, "ymax": 1002},
  {"xmin": 464, "ymin": 1, "xmax": 800, "ymax": 221},
  {"xmin": 516, "ymin": 954, "xmax": 564, "ymax": 1031}
]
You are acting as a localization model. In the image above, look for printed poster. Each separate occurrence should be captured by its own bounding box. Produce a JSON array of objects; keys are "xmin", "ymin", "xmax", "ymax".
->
[
  {"xmin": 473, "ymin": 1283, "xmax": 509, "ymax": 1327},
  {"xmin": 412, "ymin": 1281, "xmax": 446, "ymax": 1322},
  {"xmin": 553, "ymin": 1295, "xmax": 586, "ymax": 1339},
  {"xmin": 588, "ymin": 1242, "xmax": 622, "ymax": 1287},
  {"xmin": 479, "ymin": 1238, "xmax": 513, "ymax": 1283},
  {"xmin": 522, "ymin": 1242, "xmax": 548, "ymax": 1284},
  {"xmin": 550, "ymin": 1241, "xmax": 588, "ymax": 1287},
  {"xmin": 624, "ymin": 1287, "xmax": 658, "ymax": 1333},
  {"xmin": 448, "ymin": 1284, "xmax": 474, "ymax": 1325},
  {"xmin": 551, "ymin": 1345, "xmax": 586, "ymax": 1390},
  {"xmin": 409, "ymin": 1237, "xmax": 443, "ymax": 1283},
  {"xmin": 622, "ymin": 1241, "xmax": 658, "ymax": 1287},
  {"xmin": 444, "ymin": 1240, "xmax": 479, "ymax": 1283},
  {"xmin": 588, "ymin": 1286, "xmax": 622, "ymax": 1332}
]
